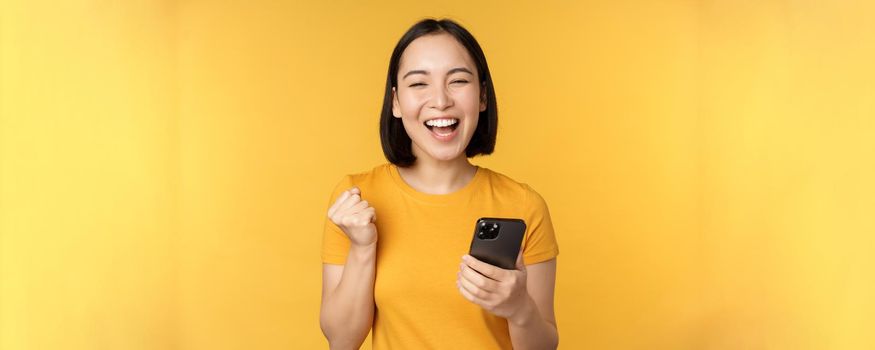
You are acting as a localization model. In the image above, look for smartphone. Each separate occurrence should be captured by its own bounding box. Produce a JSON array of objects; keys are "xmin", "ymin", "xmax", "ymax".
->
[{"xmin": 468, "ymin": 217, "xmax": 527, "ymax": 270}]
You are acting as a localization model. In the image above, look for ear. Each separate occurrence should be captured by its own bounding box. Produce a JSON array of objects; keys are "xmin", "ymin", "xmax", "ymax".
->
[
  {"xmin": 392, "ymin": 87, "xmax": 402, "ymax": 118},
  {"xmin": 479, "ymin": 82, "xmax": 488, "ymax": 112}
]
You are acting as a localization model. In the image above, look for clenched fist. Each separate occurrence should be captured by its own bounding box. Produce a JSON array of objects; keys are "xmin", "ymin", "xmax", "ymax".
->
[{"xmin": 327, "ymin": 186, "xmax": 378, "ymax": 247}]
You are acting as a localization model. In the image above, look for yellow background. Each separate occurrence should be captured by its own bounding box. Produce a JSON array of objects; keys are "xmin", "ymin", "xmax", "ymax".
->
[{"xmin": 1, "ymin": 0, "xmax": 873, "ymax": 349}]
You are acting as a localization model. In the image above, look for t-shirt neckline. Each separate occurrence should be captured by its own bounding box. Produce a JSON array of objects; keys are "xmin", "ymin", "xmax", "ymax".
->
[{"xmin": 388, "ymin": 163, "xmax": 485, "ymax": 205}]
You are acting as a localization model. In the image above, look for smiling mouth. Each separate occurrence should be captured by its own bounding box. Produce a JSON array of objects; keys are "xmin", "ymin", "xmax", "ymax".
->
[
  {"xmin": 423, "ymin": 118, "xmax": 460, "ymax": 134},
  {"xmin": 425, "ymin": 123, "xmax": 459, "ymax": 134}
]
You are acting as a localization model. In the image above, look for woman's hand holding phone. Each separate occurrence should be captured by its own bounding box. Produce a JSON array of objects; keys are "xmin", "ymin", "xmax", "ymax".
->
[
  {"xmin": 456, "ymin": 250, "xmax": 533, "ymax": 323},
  {"xmin": 327, "ymin": 186, "xmax": 378, "ymax": 247}
]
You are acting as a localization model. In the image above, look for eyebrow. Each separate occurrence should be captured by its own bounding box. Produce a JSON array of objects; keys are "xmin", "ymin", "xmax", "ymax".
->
[{"xmin": 402, "ymin": 67, "xmax": 474, "ymax": 79}]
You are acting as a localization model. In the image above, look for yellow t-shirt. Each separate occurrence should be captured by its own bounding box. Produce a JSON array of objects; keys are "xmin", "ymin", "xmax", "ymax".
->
[{"xmin": 321, "ymin": 163, "xmax": 559, "ymax": 349}]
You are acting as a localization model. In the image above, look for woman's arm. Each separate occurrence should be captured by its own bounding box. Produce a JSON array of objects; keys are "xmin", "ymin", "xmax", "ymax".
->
[
  {"xmin": 319, "ymin": 242, "xmax": 377, "ymax": 350},
  {"xmin": 320, "ymin": 187, "xmax": 379, "ymax": 349},
  {"xmin": 507, "ymin": 258, "xmax": 558, "ymax": 350}
]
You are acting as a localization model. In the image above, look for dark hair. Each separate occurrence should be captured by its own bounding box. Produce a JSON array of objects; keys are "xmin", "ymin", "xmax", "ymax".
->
[{"xmin": 379, "ymin": 18, "xmax": 498, "ymax": 167}]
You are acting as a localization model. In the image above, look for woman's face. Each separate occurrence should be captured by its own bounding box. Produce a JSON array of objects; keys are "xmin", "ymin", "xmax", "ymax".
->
[{"xmin": 392, "ymin": 33, "xmax": 487, "ymax": 163}]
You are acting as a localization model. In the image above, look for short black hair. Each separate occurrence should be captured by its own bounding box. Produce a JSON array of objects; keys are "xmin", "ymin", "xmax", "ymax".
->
[{"xmin": 379, "ymin": 18, "xmax": 498, "ymax": 167}]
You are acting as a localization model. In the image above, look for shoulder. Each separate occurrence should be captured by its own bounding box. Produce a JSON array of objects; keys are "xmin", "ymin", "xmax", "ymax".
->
[
  {"xmin": 328, "ymin": 163, "xmax": 393, "ymax": 193},
  {"xmin": 480, "ymin": 167, "xmax": 548, "ymax": 208},
  {"xmin": 332, "ymin": 163, "xmax": 389, "ymax": 182}
]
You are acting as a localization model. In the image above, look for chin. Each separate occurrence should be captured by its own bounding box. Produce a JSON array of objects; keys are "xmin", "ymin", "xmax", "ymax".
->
[
  {"xmin": 426, "ymin": 148, "xmax": 466, "ymax": 162},
  {"xmin": 410, "ymin": 130, "xmax": 472, "ymax": 162}
]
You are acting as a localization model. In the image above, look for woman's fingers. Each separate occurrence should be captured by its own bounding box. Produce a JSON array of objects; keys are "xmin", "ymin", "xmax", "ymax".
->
[
  {"xmin": 335, "ymin": 193, "xmax": 362, "ymax": 217},
  {"xmin": 515, "ymin": 249, "xmax": 526, "ymax": 271},
  {"xmin": 328, "ymin": 187, "xmax": 375, "ymax": 229},
  {"xmin": 336, "ymin": 199, "xmax": 372, "ymax": 226},
  {"xmin": 364, "ymin": 207, "xmax": 377, "ymax": 222},
  {"xmin": 325, "ymin": 186, "xmax": 378, "ymax": 247},
  {"xmin": 348, "ymin": 200, "xmax": 369, "ymax": 213},
  {"xmin": 326, "ymin": 189, "xmax": 353, "ymax": 217},
  {"xmin": 457, "ymin": 280, "xmax": 482, "ymax": 305},
  {"xmin": 459, "ymin": 263, "xmax": 498, "ymax": 292},
  {"xmin": 462, "ymin": 255, "xmax": 503, "ymax": 281},
  {"xmin": 457, "ymin": 273, "xmax": 491, "ymax": 302}
]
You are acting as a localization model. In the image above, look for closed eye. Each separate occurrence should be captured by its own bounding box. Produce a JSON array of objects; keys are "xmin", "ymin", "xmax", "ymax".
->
[{"xmin": 409, "ymin": 80, "xmax": 468, "ymax": 87}]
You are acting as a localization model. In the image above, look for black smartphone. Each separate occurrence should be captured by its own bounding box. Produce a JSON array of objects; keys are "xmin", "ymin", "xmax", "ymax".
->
[{"xmin": 468, "ymin": 217, "xmax": 527, "ymax": 270}]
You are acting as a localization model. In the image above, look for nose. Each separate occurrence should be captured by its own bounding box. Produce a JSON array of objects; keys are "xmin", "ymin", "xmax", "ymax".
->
[{"xmin": 429, "ymin": 85, "xmax": 453, "ymax": 110}]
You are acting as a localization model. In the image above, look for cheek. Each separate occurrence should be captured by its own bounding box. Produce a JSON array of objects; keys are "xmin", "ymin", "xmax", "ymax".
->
[
  {"xmin": 465, "ymin": 115, "xmax": 480, "ymax": 136},
  {"xmin": 455, "ymin": 88, "xmax": 482, "ymax": 113},
  {"xmin": 458, "ymin": 90, "xmax": 482, "ymax": 131},
  {"xmin": 397, "ymin": 95, "xmax": 425, "ymax": 132},
  {"xmin": 398, "ymin": 92, "xmax": 428, "ymax": 116}
]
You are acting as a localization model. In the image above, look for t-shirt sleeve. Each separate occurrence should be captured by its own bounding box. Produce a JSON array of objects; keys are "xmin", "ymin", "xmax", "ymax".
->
[
  {"xmin": 321, "ymin": 175, "xmax": 354, "ymax": 265},
  {"xmin": 521, "ymin": 184, "xmax": 560, "ymax": 265}
]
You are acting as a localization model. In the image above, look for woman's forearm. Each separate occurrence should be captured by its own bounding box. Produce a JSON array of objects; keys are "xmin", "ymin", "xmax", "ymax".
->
[
  {"xmin": 508, "ymin": 295, "xmax": 559, "ymax": 350},
  {"xmin": 320, "ymin": 242, "xmax": 377, "ymax": 350}
]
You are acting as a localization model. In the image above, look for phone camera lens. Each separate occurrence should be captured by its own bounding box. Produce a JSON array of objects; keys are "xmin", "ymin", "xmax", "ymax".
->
[{"xmin": 477, "ymin": 221, "xmax": 500, "ymax": 240}]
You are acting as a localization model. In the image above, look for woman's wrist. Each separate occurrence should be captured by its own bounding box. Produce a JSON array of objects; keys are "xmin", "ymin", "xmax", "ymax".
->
[
  {"xmin": 508, "ymin": 294, "xmax": 539, "ymax": 327},
  {"xmin": 349, "ymin": 241, "xmax": 378, "ymax": 259}
]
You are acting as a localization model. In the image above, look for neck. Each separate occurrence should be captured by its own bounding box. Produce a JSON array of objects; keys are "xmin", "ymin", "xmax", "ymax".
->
[{"xmin": 397, "ymin": 149, "xmax": 478, "ymax": 195}]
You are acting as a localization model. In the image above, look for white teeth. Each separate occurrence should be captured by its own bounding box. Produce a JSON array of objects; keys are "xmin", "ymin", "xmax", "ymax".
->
[{"xmin": 425, "ymin": 118, "xmax": 459, "ymax": 127}]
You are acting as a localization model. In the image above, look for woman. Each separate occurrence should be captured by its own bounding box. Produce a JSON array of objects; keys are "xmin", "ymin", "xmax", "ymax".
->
[{"xmin": 319, "ymin": 18, "xmax": 559, "ymax": 349}]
